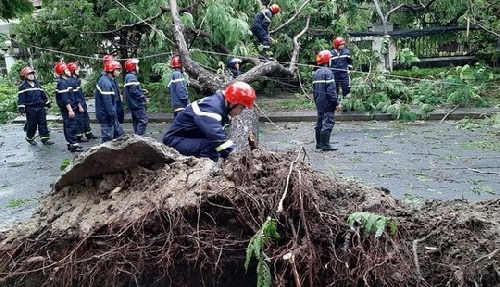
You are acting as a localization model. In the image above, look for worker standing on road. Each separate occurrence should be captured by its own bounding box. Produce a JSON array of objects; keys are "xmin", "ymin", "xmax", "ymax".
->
[
  {"xmin": 250, "ymin": 4, "xmax": 280, "ymax": 60},
  {"xmin": 17, "ymin": 67, "xmax": 54, "ymax": 146},
  {"xmin": 313, "ymin": 50, "xmax": 342, "ymax": 151},
  {"xmin": 124, "ymin": 58, "xmax": 149, "ymax": 135},
  {"xmin": 168, "ymin": 55, "xmax": 190, "ymax": 118},
  {"xmin": 67, "ymin": 62, "xmax": 98, "ymax": 142},
  {"xmin": 330, "ymin": 37, "xmax": 353, "ymax": 99},
  {"xmin": 103, "ymin": 54, "xmax": 125, "ymax": 124},
  {"xmin": 162, "ymin": 81, "xmax": 256, "ymax": 162},
  {"xmin": 95, "ymin": 60, "xmax": 124, "ymax": 143},
  {"xmin": 54, "ymin": 62, "xmax": 84, "ymax": 152}
]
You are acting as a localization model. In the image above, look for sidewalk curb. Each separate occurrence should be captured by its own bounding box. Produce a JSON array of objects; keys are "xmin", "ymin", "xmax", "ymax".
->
[{"xmin": 10, "ymin": 108, "xmax": 500, "ymax": 124}]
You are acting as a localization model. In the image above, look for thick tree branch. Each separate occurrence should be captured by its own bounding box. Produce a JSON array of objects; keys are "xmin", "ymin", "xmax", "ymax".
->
[
  {"xmin": 270, "ymin": 0, "xmax": 310, "ymax": 34},
  {"xmin": 289, "ymin": 15, "xmax": 310, "ymax": 74}
]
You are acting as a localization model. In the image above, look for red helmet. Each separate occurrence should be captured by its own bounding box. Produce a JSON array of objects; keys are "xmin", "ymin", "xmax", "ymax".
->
[
  {"xmin": 224, "ymin": 81, "xmax": 256, "ymax": 109},
  {"xmin": 67, "ymin": 62, "xmax": 79, "ymax": 74},
  {"xmin": 171, "ymin": 55, "xmax": 181, "ymax": 68},
  {"xmin": 333, "ymin": 37, "xmax": 346, "ymax": 48},
  {"xmin": 103, "ymin": 54, "xmax": 115, "ymax": 63},
  {"xmin": 20, "ymin": 67, "xmax": 35, "ymax": 77},
  {"xmin": 316, "ymin": 50, "xmax": 331, "ymax": 65},
  {"xmin": 104, "ymin": 60, "xmax": 122, "ymax": 72},
  {"xmin": 54, "ymin": 62, "xmax": 68, "ymax": 75},
  {"xmin": 124, "ymin": 58, "xmax": 139, "ymax": 72},
  {"xmin": 269, "ymin": 4, "xmax": 280, "ymax": 14}
]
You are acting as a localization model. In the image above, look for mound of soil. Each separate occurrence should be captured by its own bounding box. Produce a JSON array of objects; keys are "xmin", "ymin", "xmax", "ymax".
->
[{"xmin": 0, "ymin": 135, "xmax": 499, "ymax": 286}]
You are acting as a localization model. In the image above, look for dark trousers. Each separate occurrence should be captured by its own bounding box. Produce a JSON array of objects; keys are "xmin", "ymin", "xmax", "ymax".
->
[
  {"xmin": 163, "ymin": 135, "xmax": 220, "ymax": 162},
  {"xmin": 100, "ymin": 119, "xmax": 124, "ymax": 143},
  {"xmin": 334, "ymin": 73, "xmax": 350, "ymax": 98},
  {"xmin": 315, "ymin": 111, "xmax": 335, "ymax": 133},
  {"xmin": 251, "ymin": 27, "xmax": 270, "ymax": 47},
  {"xmin": 25, "ymin": 105, "xmax": 50, "ymax": 141},
  {"xmin": 61, "ymin": 111, "xmax": 77, "ymax": 144},
  {"xmin": 83, "ymin": 111, "xmax": 92, "ymax": 136},
  {"xmin": 117, "ymin": 101, "xmax": 125, "ymax": 124},
  {"xmin": 130, "ymin": 107, "xmax": 148, "ymax": 136},
  {"xmin": 75, "ymin": 111, "xmax": 85, "ymax": 138}
]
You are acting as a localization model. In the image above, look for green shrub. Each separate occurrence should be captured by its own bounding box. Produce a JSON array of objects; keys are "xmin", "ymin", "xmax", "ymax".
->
[{"xmin": 0, "ymin": 77, "xmax": 19, "ymax": 123}]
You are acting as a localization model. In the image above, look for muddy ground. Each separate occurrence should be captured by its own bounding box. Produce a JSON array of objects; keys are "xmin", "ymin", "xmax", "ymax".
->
[{"xmin": 0, "ymin": 129, "xmax": 499, "ymax": 286}]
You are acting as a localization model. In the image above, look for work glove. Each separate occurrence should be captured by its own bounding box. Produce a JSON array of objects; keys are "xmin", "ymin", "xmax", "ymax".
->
[
  {"xmin": 18, "ymin": 106, "xmax": 25, "ymax": 115},
  {"xmin": 44, "ymin": 102, "xmax": 51, "ymax": 109},
  {"xmin": 142, "ymin": 88, "xmax": 149, "ymax": 95},
  {"xmin": 219, "ymin": 147, "xmax": 234, "ymax": 159}
]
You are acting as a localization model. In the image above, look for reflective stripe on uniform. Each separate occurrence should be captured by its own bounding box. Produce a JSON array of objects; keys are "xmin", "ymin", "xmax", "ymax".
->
[
  {"xmin": 18, "ymin": 87, "xmax": 44, "ymax": 94},
  {"xmin": 261, "ymin": 11, "xmax": 271, "ymax": 23},
  {"xmin": 96, "ymin": 85, "xmax": 115, "ymax": 95},
  {"xmin": 124, "ymin": 82, "xmax": 140, "ymax": 87},
  {"xmin": 18, "ymin": 104, "xmax": 25, "ymax": 108},
  {"xmin": 312, "ymin": 79, "xmax": 336, "ymax": 84},
  {"xmin": 331, "ymin": 55, "xmax": 351, "ymax": 60},
  {"xmin": 56, "ymin": 87, "xmax": 72, "ymax": 93},
  {"xmin": 215, "ymin": 140, "xmax": 234, "ymax": 151},
  {"xmin": 191, "ymin": 101, "xmax": 222, "ymax": 122},
  {"xmin": 167, "ymin": 77, "xmax": 185, "ymax": 88}
]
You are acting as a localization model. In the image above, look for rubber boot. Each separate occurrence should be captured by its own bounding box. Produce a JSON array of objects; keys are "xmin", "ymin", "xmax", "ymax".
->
[
  {"xmin": 77, "ymin": 136, "xmax": 89, "ymax": 143},
  {"xmin": 260, "ymin": 48, "xmax": 275, "ymax": 61},
  {"xmin": 320, "ymin": 131, "xmax": 338, "ymax": 151},
  {"xmin": 315, "ymin": 130, "xmax": 321, "ymax": 149},
  {"xmin": 42, "ymin": 140, "xmax": 55, "ymax": 146},
  {"xmin": 25, "ymin": 137, "xmax": 37, "ymax": 146},
  {"xmin": 85, "ymin": 132, "xmax": 99, "ymax": 139},
  {"xmin": 67, "ymin": 143, "xmax": 84, "ymax": 152}
]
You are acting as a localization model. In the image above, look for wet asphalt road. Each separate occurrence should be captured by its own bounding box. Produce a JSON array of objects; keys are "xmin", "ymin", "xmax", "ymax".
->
[{"xmin": 1, "ymin": 120, "xmax": 499, "ymax": 231}]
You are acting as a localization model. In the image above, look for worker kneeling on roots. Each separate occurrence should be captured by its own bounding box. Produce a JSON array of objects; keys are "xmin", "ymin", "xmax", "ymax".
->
[{"xmin": 162, "ymin": 81, "xmax": 256, "ymax": 162}]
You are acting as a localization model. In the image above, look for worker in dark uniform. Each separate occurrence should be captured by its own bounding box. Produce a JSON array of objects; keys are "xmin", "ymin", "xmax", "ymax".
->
[
  {"xmin": 124, "ymin": 58, "xmax": 148, "ymax": 135},
  {"xmin": 102, "ymin": 54, "xmax": 125, "ymax": 124},
  {"xmin": 17, "ymin": 67, "xmax": 54, "ymax": 146},
  {"xmin": 54, "ymin": 62, "xmax": 83, "ymax": 152},
  {"xmin": 168, "ymin": 55, "xmax": 190, "ymax": 117},
  {"xmin": 95, "ymin": 60, "xmax": 124, "ymax": 143},
  {"xmin": 330, "ymin": 37, "xmax": 353, "ymax": 99},
  {"xmin": 227, "ymin": 58, "xmax": 242, "ymax": 78},
  {"xmin": 162, "ymin": 81, "xmax": 256, "ymax": 162},
  {"xmin": 313, "ymin": 50, "xmax": 342, "ymax": 151},
  {"xmin": 67, "ymin": 62, "xmax": 97, "ymax": 142},
  {"xmin": 250, "ymin": 4, "xmax": 280, "ymax": 60}
]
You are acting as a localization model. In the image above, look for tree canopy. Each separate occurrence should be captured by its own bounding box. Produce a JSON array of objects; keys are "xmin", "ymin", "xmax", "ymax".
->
[
  {"xmin": 9, "ymin": 0, "xmax": 500, "ymax": 87},
  {"xmin": 0, "ymin": 0, "xmax": 34, "ymax": 21}
]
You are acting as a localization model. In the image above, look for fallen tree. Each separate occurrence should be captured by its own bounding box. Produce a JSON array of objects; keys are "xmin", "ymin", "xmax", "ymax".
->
[{"xmin": 0, "ymin": 135, "xmax": 499, "ymax": 286}]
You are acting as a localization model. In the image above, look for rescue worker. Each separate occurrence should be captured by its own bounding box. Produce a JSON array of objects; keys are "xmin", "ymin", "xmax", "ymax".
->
[
  {"xmin": 168, "ymin": 55, "xmax": 189, "ymax": 117},
  {"xmin": 95, "ymin": 60, "xmax": 124, "ymax": 143},
  {"xmin": 124, "ymin": 58, "xmax": 148, "ymax": 135},
  {"xmin": 162, "ymin": 81, "xmax": 256, "ymax": 162},
  {"xmin": 102, "ymin": 54, "xmax": 125, "ymax": 124},
  {"xmin": 330, "ymin": 37, "xmax": 353, "ymax": 98},
  {"xmin": 67, "ymin": 62, "xmax": 98, "ymax": 141},
  {"xmin": 313, "ymin": 50, "xmax": 342, "ymax": 151},
  {"xmin": 17, "ymin": 67, "xmax": 54, "ymax": 146},
  {"xmin": 54, "ymin": 62, "xmax": 83, "ymax": 152},
  {"xmin": 227, "ymin": 58, "xmax": 242, "ymax": 78},
  {"xmin": 250, "ymin": 4, "xmax": 280, "ymax": 60}
]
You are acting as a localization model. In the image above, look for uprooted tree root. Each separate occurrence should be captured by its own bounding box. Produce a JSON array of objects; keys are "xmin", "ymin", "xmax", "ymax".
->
[{"xmin": 0, "ymin": 136, "xmax": 499, "ymax": 286}]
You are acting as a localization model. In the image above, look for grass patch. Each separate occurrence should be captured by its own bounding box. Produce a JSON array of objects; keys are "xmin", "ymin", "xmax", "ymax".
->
[
  {"xmin": 7, "ymin": 198, "xmax": 32, "ymax": 209},
  {"xmin": 461, "ymin": 139, "xmax": 500, "ymax": 151}
]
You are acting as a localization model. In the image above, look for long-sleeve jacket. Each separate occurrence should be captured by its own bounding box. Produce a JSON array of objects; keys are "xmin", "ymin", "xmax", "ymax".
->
[
  {"xmin": 313, "ymin": 67, "xmax": 338, "ymax": 112},
  {"xmin": 124, "ymin": 72, "xmax": 147, "ymax": 110},
  {"xmin": 17, "ymin": 80, "xmax": 49, "ymax": 108},
  {"xmin": 70, "ymin": 76, "xmax": 86, "ymax": 109},
  {"xmin": 329, "ymin": 48, "xmax": 353, "ymax": 75},
  {"xmin": 55, "ymin": 77, "xmax": 76, "ymax": 110},
  {"xmin": 168, "ymin": 68, "xmax": 189, "ymax": 111},
  {"xmin": 163, "ymin": 92, "xmax": 233, "ymax": 152},
  {"xmin": 94, "ymin": 73, "xmax": 119, "ymax": 123},
  {"xmin": 251, "ymin": 8, "xmax": 273, "ymax": 32}
]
